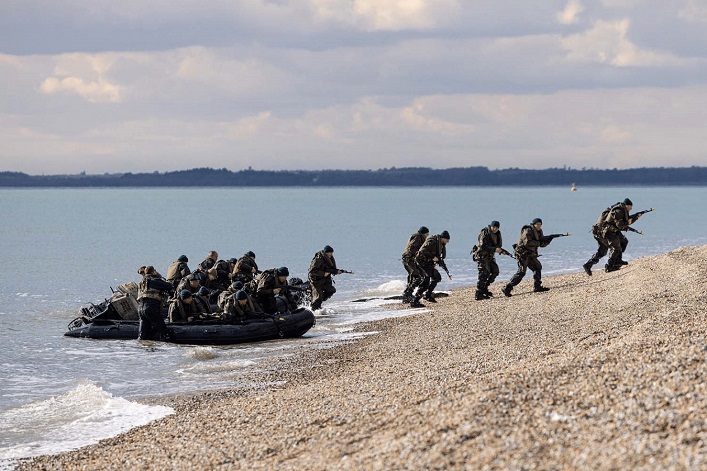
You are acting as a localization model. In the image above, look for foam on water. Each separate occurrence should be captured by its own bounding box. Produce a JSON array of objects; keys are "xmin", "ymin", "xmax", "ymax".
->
[
  {"xmin": 362, "ymin": 279, "xmax": 406, "ymax": 297},
  {"xmin": 186, "ymin": 346, "xmax": 218, "ymax": 360},
  {"xmin": 0, "ymin": 381, "xmax": 173, "ymax": 467}
]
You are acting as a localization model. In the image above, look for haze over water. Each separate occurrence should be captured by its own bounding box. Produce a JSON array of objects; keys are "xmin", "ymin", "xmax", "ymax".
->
[{"xmin": 1, "ymin": 186, "xmax": 705, "ymax": 467}]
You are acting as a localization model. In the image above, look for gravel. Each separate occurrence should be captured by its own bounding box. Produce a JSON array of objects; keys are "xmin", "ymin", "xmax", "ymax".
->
[{"xmin": 20, "ymin": 246, "xmax": 706, "ymax": 470}]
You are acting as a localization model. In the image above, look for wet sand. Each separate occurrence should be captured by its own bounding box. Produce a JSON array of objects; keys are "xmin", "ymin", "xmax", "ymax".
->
[{"xmin": 21, "ymin": 246, "xmax": 706, "ymax": 470}]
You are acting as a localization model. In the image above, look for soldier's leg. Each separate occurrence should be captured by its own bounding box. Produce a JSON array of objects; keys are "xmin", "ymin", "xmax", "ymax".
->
[
  {"xmin": 424, "ymin": 270, "xmax": 442, "ymax": 301},
  {"xmin": 476, "ymin": 259, "xmax": 493, "ymax": 300},
  {"xmin": 503, "ymin": 258, "xmax": 527, "ymax": 296},
  {"xmin": 584, "ymin": 237, "xmax": 609, "ymax": 275},
  {"xmin": 322, "ymin": 281, "xmax": 336, "ymax": 302},
  {"xmin": 310, "ymin": 282, "xmax": 324, "ymax": 310},
  {"xmin": 618, "ymin": 234, "xmax": 629, "ymax": 264},
  {"xmin": 530, "ymin": 258, "xmax": 548, "ymax": 292},
  {"xmin": 402, "ymin": 260, "xmax": 416, "ymax": 299},
  {"xmin": 476, "ymin": 261, "xmax": 489, "ymax": 290},
  {"xmin": 606, "ymin": 235, "xmax": 623, "ymax": 271},
  {"xmin": 487, "ymin": 259, "xmax": 500, "ymax": 287}
]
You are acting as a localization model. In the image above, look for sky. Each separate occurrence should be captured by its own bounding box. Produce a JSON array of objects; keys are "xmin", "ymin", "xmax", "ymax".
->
[{"xmin": 1, "ymin": 0, "xmax": 707, "ymax": 174}]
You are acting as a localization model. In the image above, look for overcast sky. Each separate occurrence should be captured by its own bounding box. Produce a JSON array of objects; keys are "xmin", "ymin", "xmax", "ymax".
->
[{"xmin": 2, "ymin": 0, "xmax": 707, "ymax": 174}]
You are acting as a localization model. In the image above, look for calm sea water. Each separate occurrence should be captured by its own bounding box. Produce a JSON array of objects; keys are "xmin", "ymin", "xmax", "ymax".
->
[{"xmin": 1, "ymin": 186, "xmax": 705, "ymax": 466}]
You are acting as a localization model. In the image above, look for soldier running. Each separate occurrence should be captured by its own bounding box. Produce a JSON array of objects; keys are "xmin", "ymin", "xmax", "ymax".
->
[
  {"xmin": 502, "ymin": 218, "xmax": 566, "ymax": 297},
  {"xmin": 583, "ymin": 198, "xmax": 645, "ymax": 275},
  {"xmin": 401, "ymin": 226, "xmax": 429, "ymax": 303},
  {"xmin": 412, "ymin": 230, "xmax": 450, "ymax": 307},
  {"xmin": 473, "ymin": 221, "xmax": 510, "ymax": 300},
  {"xmin": 308, "ymin": 245, "xmax": 343, "ymax": 311}
]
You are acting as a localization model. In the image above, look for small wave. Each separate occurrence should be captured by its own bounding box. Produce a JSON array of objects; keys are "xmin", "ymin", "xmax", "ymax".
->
[
  {"xmin": 178, "ymin": 358, "xmax": 257, "ymax": 375},
  {"xmin": 0, "ymin": 380, "xmax": 173, "ymax": 463},
  {"xmin": 361, "ymin": 279, "xmax": 406, "ymax": 297},
  {"xmin": 186, "ymin": 346, "xmax": 217, "ymax": 360}
]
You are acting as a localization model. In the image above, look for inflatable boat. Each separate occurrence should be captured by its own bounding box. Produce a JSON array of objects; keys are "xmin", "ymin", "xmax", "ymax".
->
[{"xmin": 64, "ymin": 283, "xmax": 315, "ymax": 345}]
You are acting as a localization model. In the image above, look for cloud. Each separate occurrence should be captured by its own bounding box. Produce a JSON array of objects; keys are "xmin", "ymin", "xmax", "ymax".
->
[
  {"xmin": 38, "ymin": 53, "xmax": 124, "ymax": 103},
  {"xmin": 678, "ymin": 0, "xmax": 707, "ymax": 23},
  {"xmin": 300, "ymin": 0, "xmax": 461, "ymax": 31},
  {"xmin": 557, "ymin": 0, "xmax": 584, "ymax": 25},
  {"xmin": 561, "ymin": 19, "xmax": 690, "ymax": 66}
]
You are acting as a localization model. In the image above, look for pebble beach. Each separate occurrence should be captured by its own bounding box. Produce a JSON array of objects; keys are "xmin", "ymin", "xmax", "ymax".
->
[{"xmin": 21, "ymin": 246, "xmax": 706, "ymax": 470}]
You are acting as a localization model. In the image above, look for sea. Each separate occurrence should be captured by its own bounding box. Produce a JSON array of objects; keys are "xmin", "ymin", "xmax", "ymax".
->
[{"xmin": 1, "ymin": 186, "xmax": 705, "ymax": 468}]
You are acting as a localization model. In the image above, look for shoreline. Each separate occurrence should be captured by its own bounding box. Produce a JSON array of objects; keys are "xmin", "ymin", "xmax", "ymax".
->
[{"xmin": 20, "ymin": 246, "xmax": 707, "ymax": 469}]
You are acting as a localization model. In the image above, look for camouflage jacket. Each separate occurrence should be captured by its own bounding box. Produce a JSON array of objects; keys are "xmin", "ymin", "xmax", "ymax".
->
[
  {"xmin": 402, "ymin": 232, "xmax": 427, "ymax": 261},
  {"xmin": 308, "ymin": 251, "xmax": 337, "ymax": 283}
]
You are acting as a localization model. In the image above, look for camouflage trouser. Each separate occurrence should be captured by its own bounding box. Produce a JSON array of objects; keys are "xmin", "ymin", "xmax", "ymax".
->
[
  {"xmin": 476, "ymin": 257, "xmax": 499, "ymax": 290},
  {"xmin": 138, "ymin": 299, "xmax": 169, "ymax": 341},
  {"xmin": 586, "ymin": 233, "xmax": 628, "ymax": 268},
  {"xmin": 402, "ymin": 258, "xmax": 424, "ymax": 297},
  {"xmin": 508, "ymin": 255, "xmax": 542, "ymax": 289},
  {"xmin": 416, "ymin": 262, "xmax": 442, "ymax": 297},
  {"xmin": 310, "ymin": 278, "xmax": 336, "ymax": 310}
]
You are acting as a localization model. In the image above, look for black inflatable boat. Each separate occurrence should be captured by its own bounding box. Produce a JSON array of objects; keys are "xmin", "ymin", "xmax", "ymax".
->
[
  {"xmin": 65, "ymin": 307, "xmax": 316, "ymax": 345},
  {"xmin": 64, "ymin": 282, "xmax": 315, "ymax": 345}
]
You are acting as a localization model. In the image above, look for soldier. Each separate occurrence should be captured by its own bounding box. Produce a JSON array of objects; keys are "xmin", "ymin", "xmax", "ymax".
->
[
  {"xmin": 308, "ymin": 245, "xmax": 342, "ymax": 311},
  {"xmin": 502, "ymin": 218, "xmax": 553, "ymax": 297},
  {"xmin": 217, "ymin": 281, "xmax": 244, "ymax": 311},
  {"xmin": 223, "ymin": 290, "xmax": 265, "ymax": 323},
  {"xmin": 232, "ymin": 251, "xmax": 259, "ymax": 284},
  {"xmin": 583, "ymin": 198, "xmax": 644, "ymax": 275},
  {"xmin": 413, "ymin": 230, "xmax": 451, "ymax": 307},
  {"xmin": 168, "ymin": 289, "xmax": 206, "ymax": 323},
  {"xmin": 165, "ymin": 255, "xmax": 190, "ymax": 288},
  {"xmin": 256, "ymin": 267, "xmax": 296, "ymax": 315},
  {"xmin": 194, "ymin": 286, "xmax": 213, "ymax": 314},
  {"xmin": 401, "ymin": 226, "xmax": 429, "ymax": 303},
  {"xmin": 473, "ymin": 221, "xmax": 509, "ymax": 300},
  {"xmin": 136, "ymin": 265, "xmax": 173, "ymax": 341},
  {"xmin": 175, "ymin": 273, "xmax": 203, "ymax": 298},
  {"xmin": 198, "ymin": 250, "xmax": 219, "ymax": 271}
]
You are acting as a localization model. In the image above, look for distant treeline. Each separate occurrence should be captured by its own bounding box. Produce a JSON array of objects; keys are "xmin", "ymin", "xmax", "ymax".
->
[{"xmin": 1, "ymin": 166, "xmax": 707, "ymax": 187}]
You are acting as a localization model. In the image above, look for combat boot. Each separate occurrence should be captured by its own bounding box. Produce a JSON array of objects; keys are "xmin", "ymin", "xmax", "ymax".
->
[
  {"xmin": 605, "ymin": 264, "xmax": 620, "ymax": 273},
  {"xmin": 618, "ymin": 260, "xmax": 629, "ymax": 266},
  {"xmin": 502, "ymin": 285, "xmax": 512, "ymax": 297},
  {"xmin": 533, "ymin": 281, "xmax": 550, "ymax": 293},
  {"xmin": 410, "ymin": 296, "xmax": 425, "ymax": 308},
  {"xmin": 423, "ymin": 292, "xmax": 437, "ymax": 303},
  {"xmin": 483, "ymin": 288, "xmax": 494, "ymax": 298},
  {"xmin": 475, "ymin": 289, "xmax": 486, "ymax": 301},
  {"xmin": 582, "ymin": 262, "xmax": 593, "ymax": 276}
]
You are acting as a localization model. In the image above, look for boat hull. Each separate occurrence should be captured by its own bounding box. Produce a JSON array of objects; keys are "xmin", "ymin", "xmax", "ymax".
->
[{"xmin": 65, "ymin": 308, "xmax": 316, "ymax": 345}]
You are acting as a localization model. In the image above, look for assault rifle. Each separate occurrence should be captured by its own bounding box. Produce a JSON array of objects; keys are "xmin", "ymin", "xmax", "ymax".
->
[
  {"xmin": 539, "ymin": 232, "xmax": 572, "ymax": 244},
  {"xmin": 323, "ymin": 268, "xmax": 355, "ymax": 275},
  {"xmin": 499, "ymin": 248, "xmax": 513, "ymax": 257},
  {"xmin": 437, "ymin": 258, "xmax": 452, "ymax": 280},
  {"xmin": 627, "ymin": 227, "xmax": 644, "ymax": 235},
  {"xmin": 630, "ymin": 207, "xmax": 654, "ymax": 218}
]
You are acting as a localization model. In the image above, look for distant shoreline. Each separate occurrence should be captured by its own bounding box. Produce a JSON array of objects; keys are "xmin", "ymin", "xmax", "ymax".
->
[{"xmin": 2, "ymin": 166, "xmax": 707, "ymax": 187}]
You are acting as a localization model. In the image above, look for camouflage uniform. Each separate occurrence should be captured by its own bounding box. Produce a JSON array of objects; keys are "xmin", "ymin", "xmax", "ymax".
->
[
  {"xmin": 414, "ymin": 233, "xmax": 448, "ymax": 303},
  {"xmin": 256, "ymin": 269, "xmax": 296, "ymax": 315},
  {"xmin": 308, "ymin": 250, "xmax": 339, "ymax": 311},
  {"xmin": 232, "ymin": 253, "xmax": 259, "ymax": 284},
  {"xmin": 223, "ymin": 293, "xmax": 264, "ymax": 323},
  {"xmin": 503, "ymin": 223, "xmax": 551, "ymax": 295},
  {"xmin": 474, "ymin": 225, "xmax": 502, "ymax": 298},
  {"xmin": 166, "ymin": 259, "xmax": 190, "ymax": 288},
  {"xmin": 137, "ymin": 274, "xmax": 172, "ymax": 340},
  {"xmin": 401, "ymin": 230, "xmax": 427, "ymax": 302},
  {"xmin": 584, "ymin": 202, "xmax": 632, "ymax": 273}
]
